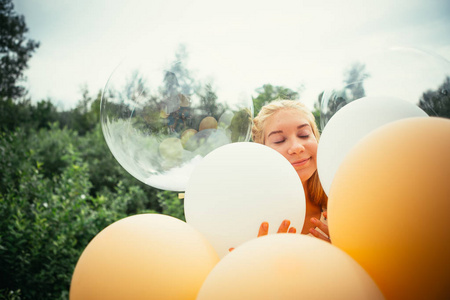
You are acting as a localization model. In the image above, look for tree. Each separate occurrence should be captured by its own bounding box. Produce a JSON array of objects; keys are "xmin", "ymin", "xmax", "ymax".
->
[
  {"xmin": 168, "ymin": 44, "xmax": 197, "ymax": 96},
  {"xmin": 197, "ymin": 83, "xmax": 224, "ymax": 118},
  {"xmin": 0, "ymin": 0, "xmax": 39, "ymax": 99},
  {"xmin": 342, "ymin": 62, "xmax": 370, "ymax": 100},
  {"xmin": 312, "ymin": 92, "xmax": 323, "ymax": 131},
  {"xmin": 252, "ymin": 84, "xmax": 299, "ymax": 116},
  {"xmin": 418, "ymin": 76, "xmax": 450, "ymax": 118},
  {"xmin": 0, "ymin": 97, "xmax": 59, "ymax": 133},
  {"xmin": 315, "ymin": 62, "xmax": 370, "ymax": 130},
  {"xmin": 58, "ymin": 87, "xmax": 102, "ymax": 135}
]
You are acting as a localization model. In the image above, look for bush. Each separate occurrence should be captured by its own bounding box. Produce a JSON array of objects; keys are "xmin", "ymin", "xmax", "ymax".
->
[
  {"xmin": 156, "ymin": 190, "xmax": 185, "ymax": 221},
  {"xmin": 0, "ymin": 139, "xmax": 126, "ymax": 299},
  {"xmin": 0, "ymin": 101, "xmax": 186, "ymax": 298}
]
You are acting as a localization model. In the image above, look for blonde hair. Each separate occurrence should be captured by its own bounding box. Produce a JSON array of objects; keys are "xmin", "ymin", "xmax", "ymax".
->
[{"xmin": 252, "ymin": 99, "xmax": 328, "ymax": 208}]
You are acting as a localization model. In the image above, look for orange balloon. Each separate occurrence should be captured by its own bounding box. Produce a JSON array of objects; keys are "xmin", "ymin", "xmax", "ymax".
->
[
  {"xmin": 197, "ymin": 235, "xmax": 384, "ymax": 299},
  {"xmin": 328, "ymin": 117, "xmax": 450, "ymax": 299},
  {"xmin": 70, "ymin": 214, "xmax": 219, "ymax": 300}
]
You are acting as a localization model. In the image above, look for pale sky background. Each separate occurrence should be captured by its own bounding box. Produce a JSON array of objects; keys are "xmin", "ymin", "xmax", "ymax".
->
[{"xmin": 14, "ymin": 0, "xmax": 450, "ymax": 110}]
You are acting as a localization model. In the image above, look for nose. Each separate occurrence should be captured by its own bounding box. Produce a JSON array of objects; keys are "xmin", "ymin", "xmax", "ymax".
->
[{"xmin": 287, "ymin": 140, "xmax": 305, "ymax": 155}]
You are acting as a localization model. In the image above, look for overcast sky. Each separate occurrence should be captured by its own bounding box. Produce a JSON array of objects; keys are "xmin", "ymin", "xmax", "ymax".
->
[{"xmin": 14, "ymin": 0, "xmax": 450, "ymax": 110}]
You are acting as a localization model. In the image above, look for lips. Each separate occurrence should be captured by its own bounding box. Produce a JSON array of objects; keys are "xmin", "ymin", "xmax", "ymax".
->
[{"xmin": 291, "ymin": 157, "xmax": 311, "ymax": 167}]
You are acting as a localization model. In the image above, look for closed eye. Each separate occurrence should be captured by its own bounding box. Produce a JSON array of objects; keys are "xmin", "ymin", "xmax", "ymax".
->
[{"xmin": 274, "ymin": 139, "xmax": 285, "ymax": 144}]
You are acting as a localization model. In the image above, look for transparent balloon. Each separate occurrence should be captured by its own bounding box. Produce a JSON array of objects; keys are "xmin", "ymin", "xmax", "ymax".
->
[
  {"xmin": 101, "ymin": 46, "xmax": 253, "ymax": 191},
  {"xmin": 320, "ymin": 47, "xmax": 450, "ymax": 130}
]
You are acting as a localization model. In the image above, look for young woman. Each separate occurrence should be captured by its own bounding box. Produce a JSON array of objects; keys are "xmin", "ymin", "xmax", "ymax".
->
[{"xmin": 252, "ymin": 99, "xmax": 330, "ymax": 242}]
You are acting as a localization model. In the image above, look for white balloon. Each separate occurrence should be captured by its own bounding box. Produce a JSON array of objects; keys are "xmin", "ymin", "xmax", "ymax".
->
[
  {"xmin": 317, "ymin": 96, "xmax": 428, "ymax": 196},
  {"xmin": 184, "ymin": 142, "xmax": 305, "ymax": 258}
]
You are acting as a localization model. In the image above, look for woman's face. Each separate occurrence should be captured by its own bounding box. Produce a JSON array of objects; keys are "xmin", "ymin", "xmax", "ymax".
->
[{"xmin": 263, "ymin": 109, "xmax": 318, "ymax": 183}]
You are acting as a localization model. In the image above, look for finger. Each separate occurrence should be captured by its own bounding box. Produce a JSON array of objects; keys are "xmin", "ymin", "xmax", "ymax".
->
[
  {"xmin": 258, "ymin": 222, "xmax": 269, "ymax": 237},
  {"xmin": 277, "ymin": 219, "xmax": 291, "ymax": 233},
  {"xmin": 288, "ymin": 227, "xmax": 296, "ymax": 234},
  {"xmin": 311, "ymin": 217, "xmax": 330, "ymax": 237},
  {"xmin": 309, "ymin": 228, "xmax": 331, "ymax": 243},
  {"xmin": 323, "ymin": 211, "xmax": 328, "ymax": 220}
]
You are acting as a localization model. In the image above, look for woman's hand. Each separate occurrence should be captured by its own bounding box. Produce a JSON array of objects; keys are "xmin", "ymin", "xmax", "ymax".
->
[
  {"xmin": 228, "ymin": 220, "xmax": 296, "ymax": 252},
  {"xmin": 308, "ymin": 211, "xmax": 331, "ymax": 243},
  {"xmin": 258, "ymin": 219, "xmax": 296, "ymax": 237}
]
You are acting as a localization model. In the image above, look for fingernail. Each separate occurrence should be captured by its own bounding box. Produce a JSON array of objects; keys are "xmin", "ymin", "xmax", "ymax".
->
[
  {"xmin": 284, "ymin": 220, "xmax": 290, "ymax": 226},
  {"xmin": 263, "ymin": 222, "xmax": 268, "ymax": 230},
  {"xmin": 311, "ymin": 218, "xmax": 317, "ymax": 223}
]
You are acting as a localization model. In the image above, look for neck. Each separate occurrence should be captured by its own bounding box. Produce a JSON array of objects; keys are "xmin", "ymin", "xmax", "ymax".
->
[
  {"xmin": 303, "ymin": 181, "xmax": 321, "ymax": 217},
  {"xmin": 301, "ymin": 180, "xmax": 322, "ymax": 234}
]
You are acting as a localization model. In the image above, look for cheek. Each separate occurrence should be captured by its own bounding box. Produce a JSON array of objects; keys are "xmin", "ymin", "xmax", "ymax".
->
[
  {"xmin": 307, "ymin": 140, "xmax": 318, "ymax": 158},
  {"xmin": 278, "ymin": 146, "xmax": 289, "ymax": 158},
  {"xmin": 305, "ymin": 140, "xmax": 319, "ymax": 154},
  {"xmin": 265, "ymin": 141, "xmax": 282, "ymax": 152},
  {"xmin": 266, "ymin": 143, "xmax": 290, "ymax": 158}
]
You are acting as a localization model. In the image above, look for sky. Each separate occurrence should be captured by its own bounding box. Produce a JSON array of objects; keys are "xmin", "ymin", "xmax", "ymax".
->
[{"xmin": 14, "ymin": 0, "xmax": 450, "ymax": 110}]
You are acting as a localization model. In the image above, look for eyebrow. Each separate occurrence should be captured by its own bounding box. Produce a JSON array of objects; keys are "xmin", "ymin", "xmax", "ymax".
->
[{"xmin": 267, "ymin": 123, "xmax": 310, "ymax": 138}]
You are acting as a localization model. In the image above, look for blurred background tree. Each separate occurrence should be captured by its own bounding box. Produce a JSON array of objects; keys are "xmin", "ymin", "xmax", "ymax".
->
[
  {"xmin": 252, "ymin": 84, "xmax": 299, "ymax": 117},
  {"xmin": 418, "ymin": 76, "xmax": 450, "ymax": 118},
  {"xmin": 0, "ymin": 0, "xmax": 39, "ymax": 100}
]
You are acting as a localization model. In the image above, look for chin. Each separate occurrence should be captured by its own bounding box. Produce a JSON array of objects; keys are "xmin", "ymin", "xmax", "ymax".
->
[{"xmin": 298, "ymin": 169, "xmax": 315, "ymax": 183}]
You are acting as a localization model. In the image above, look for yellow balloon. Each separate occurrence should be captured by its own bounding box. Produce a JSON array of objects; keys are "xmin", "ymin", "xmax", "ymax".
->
[
  {"xmin": 199, "ymin": 116, "xmax": 218, "ymax": 131},
  {"xmin": 328, "ymin": 117, "xmax": 450, "ymax": 299},
  {"xmin": 197, "ymin": 235, "xmax": 384, "ymax": 299},
  {"xmin": 70, "ymin": 214, "xmax": 219, "ymax": 300}
]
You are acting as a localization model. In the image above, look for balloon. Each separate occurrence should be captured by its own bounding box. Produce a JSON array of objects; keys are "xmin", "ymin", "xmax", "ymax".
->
[
  {"xmin": 101, "ymin": 45, "xmax": 253, "ymax": 191},
  {"xmin": 70, "ymin": 214, "xmax": 219, "ymax": 300},
  {"xmin": 197, "ymin": 234, "xmax": 384, "ymax": 299},
  {"xmin": 184, "ymin": 142, "xmax": 306, "ymax": 258},
  {"xmin": 328, "ymin": 117, "xmax": 450, "ymax": 300},
  {"xmin": 317, "ymin": 96, "xmax": 427, "ymax": 196},
  {"xmin": 320, "ymin": 46, "xmax": 450, "ymax": 130}
]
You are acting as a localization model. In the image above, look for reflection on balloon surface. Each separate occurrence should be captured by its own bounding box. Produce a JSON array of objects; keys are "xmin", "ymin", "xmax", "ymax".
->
[
  {"xmin": 101, "ymin": 49, "xmax": 253, "ymax": 191},
  {"xmin": 320, "ymin": 47, "xmax": 450, "ymax": 130}
]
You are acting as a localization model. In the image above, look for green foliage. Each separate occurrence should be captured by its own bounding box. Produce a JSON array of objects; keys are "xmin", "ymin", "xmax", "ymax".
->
[
  {"xmin": 197, "ymin": 83, "xmax": 224, "ymax": 119},
  {"xmin": 342, "ymin": 62, "xmax": 370, "ymax": 100},
  {"xmin": 58, "ymin": 88, "xmax": 102, "ymax": 136},
  {"xmin": 312, "ymin": 98, "xmax": 321, "ymax": 132},
  {"xmin": 0, "ymin": 89, "xmax": 187, "ymax": 298},
  {"xmin": 0, "ymin": 0, "xmax": 40, "ymax": 99},
  {"xmin": 156, "ymin": 190, "xmax": 185, "ymax": 221},
  {"xmin": 0, "ymin": 123, "xmax": 175, "ymax": 299},
  {"xmin": 229, "ymin": 108, "xmax": 252, "ymax": 142},
  {"xmin": 0, "ymin": 138, "xmax": 122, "ymax": 299},
  {"xmin": 0, "ymin": 129, "xmax": 31, "ymax": 194},
  {"xmin": 0, "ymin": 99, "xmax": 59, "ymax": 133},
  {"xmin": 27, "ymin": 123, "xmax": 79, "ymax": 179},
  {"xmin": 312, "ymin": 62, "xmax": 370, "ymax": 132},
  {"xmin": 419, "ymin": 76, "xmax": 450, "ymax": 118},
  {"xmin": 252, "ymin": 84, "xmax": 299, "ymax": 117}
]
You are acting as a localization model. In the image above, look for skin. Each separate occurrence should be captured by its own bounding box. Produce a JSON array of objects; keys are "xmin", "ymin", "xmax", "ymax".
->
[{"xmin": 260, "ymin": 109, "xmax": 330, "ymax": 243}]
